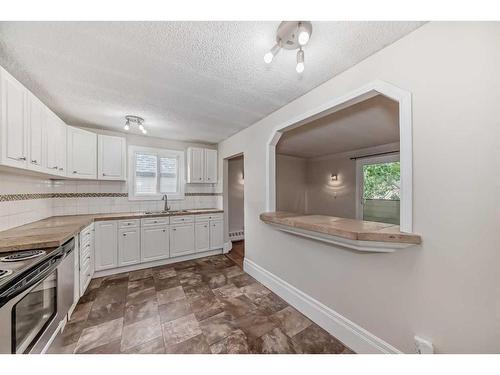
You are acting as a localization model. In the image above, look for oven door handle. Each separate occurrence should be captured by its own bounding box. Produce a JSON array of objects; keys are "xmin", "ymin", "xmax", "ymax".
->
[{"xmin": 0, "ymin": 253, "xmax": 63, "ymax": 306}]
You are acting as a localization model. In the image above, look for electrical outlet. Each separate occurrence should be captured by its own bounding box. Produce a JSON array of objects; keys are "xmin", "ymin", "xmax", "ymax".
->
[{"xmin": 414, "ymin": 336, "xmax": 434, "ymax": 354}]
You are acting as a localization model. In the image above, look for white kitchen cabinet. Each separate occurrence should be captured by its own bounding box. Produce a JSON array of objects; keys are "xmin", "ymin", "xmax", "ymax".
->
[
  {"xmin": 46, "ymin": 111, "xmax": 67, "ymax": 177},
  {"xmin": 27, "ymin": 93, "xmax": 45, "ymax": 172},
  {"xmin": 195, "ymin": 222, "xmax": 210, "ymax": 252},
  {"xmin": 170, "ymin": 223, "xmax": 195, "ymax": 257},
  {"xmin": 98, "ymin": 134, "xmax": 126, "ymax": 180},
  {"xmin": 187, "ymin": 147, "xmax": 204, "ymax": 183},
  {"xmin": 79, "ymin": 223, "xmax": 94, "ymax": 297},
  {"xmin": 118, "ymin": 226, "xmax": 141, "ymax": 266},
  {"xmin": 0, "ymin": 67, "xmax": 27, "ymax": 169},
  {"xmin": 67, "ymin": 126, "xmax": 97, "ymax": 179},
  {"xmin": 210, "ymin": 220, "xmax": 224, "ymax": 249},
  {"xmin": 141, "ymin": 225, "xmax": 169, "ymax": 262},
  {"xmin": 187, "ymin": 147, "xmax": 218, "ymax": 183},
  {"xmin": 204, "ymin": 149, "xmax": 217, "ymax": 183},
  {"xmin": 94, "ymin": 221, "xmax": 118, "ymax": 271}
]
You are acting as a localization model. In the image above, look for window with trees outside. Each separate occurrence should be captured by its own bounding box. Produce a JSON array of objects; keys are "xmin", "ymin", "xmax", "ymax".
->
[
  {"xmin": 356, "ymin": 154, "xmax": 400, "ymax": 225},
  {"xmin": 128, "ymin": 145, "xmax": 185, "ymax": 200}
]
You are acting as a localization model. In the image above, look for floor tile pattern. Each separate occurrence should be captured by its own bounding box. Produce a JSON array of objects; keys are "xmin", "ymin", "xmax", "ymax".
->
[{"xmin": 48, "ymin": 255, "xmax": 354, "ymax": 354}]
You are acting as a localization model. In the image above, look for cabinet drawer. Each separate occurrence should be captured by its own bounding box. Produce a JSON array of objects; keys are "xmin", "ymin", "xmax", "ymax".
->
[
  {"xmin": 119, "ymin": 219, "xmax": 140, "ymax": 229},
  {"xmin": 80, "ymin": 242, "xmax": 91, "ymax": 262},
  {"xmin": 141, "ymin": 217, "xmax": 170, "ymax": 226},
  {"xmin": 170, "ymin": 215, "xmax": 194, "ymax": 224},
  {"xmin": 195, "ymin": 213, "xmax": 223, "ymax": 222}
]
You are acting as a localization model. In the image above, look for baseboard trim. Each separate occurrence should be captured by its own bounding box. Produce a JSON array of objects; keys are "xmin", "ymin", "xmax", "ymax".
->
[
  {"xmin": 243, "ymin": 258, "xmax": 401, "ymax": 354},
  {"xmin": 94, "ymin": 249, "xmax": 223, "ymax": 278}
]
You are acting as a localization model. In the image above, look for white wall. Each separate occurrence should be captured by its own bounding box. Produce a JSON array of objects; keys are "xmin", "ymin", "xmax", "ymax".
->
[
  {"xmin": 276, "ymin": 154, "xmax": 308, "ymax": 213},
  {"xmin": 228, "ymin": 156, "xmax": 244, "ymax": 235},
  {"xmin": 218, "ymin": 22, "xmax": 500, "ymax": 353}
]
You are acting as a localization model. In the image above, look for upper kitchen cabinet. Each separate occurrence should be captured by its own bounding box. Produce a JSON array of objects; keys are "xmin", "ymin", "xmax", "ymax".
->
[
  {"xmin": 187, "ymin": 147, "xmax": 217, "ymax": 183},
  {"xmin": 98, "ymin": 134, "xmax": 126, "ymax": 180},
  {"xmin": 45, "ymin": 111, "xmax": 67, "ymax": 177},
  {"xmin": 27, "ymin": 93, "xmax": 45, "ymax": 172},
  {"xmin": 67, "ymin": 126, "xmax": 97, "ymax": 179},
  {"xmin": 0, "ymin": 67, "xmax": 28, "ymax": 169}
]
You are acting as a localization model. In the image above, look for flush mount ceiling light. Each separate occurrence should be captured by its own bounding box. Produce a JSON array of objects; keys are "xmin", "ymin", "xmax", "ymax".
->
[
  {"xmin": 264, "ymin": 21, "xmax": 312, "ymax": 74},
  {"xmin": 124, "ymin": 115, "xmax": 147, "ymax": 135}
]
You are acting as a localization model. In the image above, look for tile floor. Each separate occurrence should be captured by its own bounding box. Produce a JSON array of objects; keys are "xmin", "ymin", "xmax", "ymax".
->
[{"xmin": 48, "ymin": 255, "xmax": 354, "ymax": 354}]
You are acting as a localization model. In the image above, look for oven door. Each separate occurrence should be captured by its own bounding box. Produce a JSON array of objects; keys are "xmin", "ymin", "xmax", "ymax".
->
[{"xmin": 0, "ymin": 252, "xmax": 62, "ymax": 354}]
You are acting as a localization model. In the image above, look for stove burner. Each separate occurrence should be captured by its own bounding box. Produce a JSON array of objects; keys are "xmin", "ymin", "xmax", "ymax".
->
[
  {"xmin": 0, "ymin": 250, "xmax": 46, "ymax": 262},
  {"xmin": 0, "ymin": 269, "xmax": 13, "ymax": 279}
]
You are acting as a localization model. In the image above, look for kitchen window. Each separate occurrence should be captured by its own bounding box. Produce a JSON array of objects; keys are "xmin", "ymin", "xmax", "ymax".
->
[{"xmin": 128, "ymin": 145, "xmax": 185, "ymax": 200}]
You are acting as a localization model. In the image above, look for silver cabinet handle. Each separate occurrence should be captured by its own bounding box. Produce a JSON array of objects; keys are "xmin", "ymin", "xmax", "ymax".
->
[
  {"xmin": 59, "ymin": 168, "xmax": 64, "ymax": 171},
  {"xmin": 172, "ymin": 228, "xmax": 176, "ymax": 231},
  {"xmin": 123, "ymin": 233, "xmax": 127, "ymax": 236},
  {"xmin": 73, "ymin": 171, "xmax": 78, "ymax": 174},
  {"xmin": 162, "ymin": 229, "xmax": 166, "ymax": 232},
  {"xmin": 31, "ymin": 159, "xmax": 38, "ymax": 164},
  {"xmin": 102, "ymin": 173, "xmax": 106, "ymax": 176},
  {"xmin": 52, "ymin": 166, "xmax": 58, "ymax": 169},
  {"xmin": 18, "ymin": 156, "xmax": 26, "ymax": 161}
]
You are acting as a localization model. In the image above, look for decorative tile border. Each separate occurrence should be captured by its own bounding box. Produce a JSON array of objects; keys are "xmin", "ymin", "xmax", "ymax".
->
[{"xmin": 0, "ymin": 192, "xmax": 222, "ymax": 202}]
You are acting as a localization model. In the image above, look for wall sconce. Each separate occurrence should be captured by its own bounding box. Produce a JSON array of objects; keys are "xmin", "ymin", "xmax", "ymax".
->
[{"xmin": 330, "ymin": 174, "xmax": 338, "ymax": 181}]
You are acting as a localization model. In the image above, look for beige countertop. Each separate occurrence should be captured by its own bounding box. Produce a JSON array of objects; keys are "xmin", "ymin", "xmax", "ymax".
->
[
  {"xmin": 0, "ymin": 209, "xmax": 224, "ymax": 253},
  {"xmin": 260, "ymin": 212, "xmax": 421, "ymax": 245}
]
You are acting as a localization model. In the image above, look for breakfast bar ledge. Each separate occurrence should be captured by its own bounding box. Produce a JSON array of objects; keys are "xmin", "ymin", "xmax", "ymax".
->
[{"xmin": 260, "ymin": 212, "xmax": 421, "ymax": 253}]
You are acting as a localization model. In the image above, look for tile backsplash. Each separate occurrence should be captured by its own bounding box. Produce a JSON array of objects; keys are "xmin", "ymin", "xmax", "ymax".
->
[{"xmin": 0, "ymin": 172, "xmax": 222, "ymax": 232}]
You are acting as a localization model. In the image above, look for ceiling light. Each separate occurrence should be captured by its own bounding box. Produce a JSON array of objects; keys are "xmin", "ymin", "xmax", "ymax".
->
[
  {"xmin": 124, "ymin": 115, "xmax": 147, "ymax": 135},
  {"xmin": 264, "ymin": 21, "xmax": 312, "ymax": 74},
  {"xmin": 297, "ymin": 23, "xmax": 311, "ymax": 46},
  {"xmin": 296, "ymin": 49, "xmax": 305, "ymax": 74},
  {"xmin": 264, "ymin": 43, "xmax": 281, "ymax": 64}
]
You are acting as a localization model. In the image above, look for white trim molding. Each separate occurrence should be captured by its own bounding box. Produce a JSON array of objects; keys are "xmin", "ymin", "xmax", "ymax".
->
[
  {"xmin": 244, "ymin": 258, "xmax": 402, "ymax": 354},
  {"xmin": 266, "ymin": 80, "xmax": 413, "ymax": 233}
]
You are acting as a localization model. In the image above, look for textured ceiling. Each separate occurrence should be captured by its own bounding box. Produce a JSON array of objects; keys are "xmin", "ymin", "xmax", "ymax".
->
[
  {"xmin": 0, "ymin": 21, "xmax": 423, "ymax": 143},
  {"xmin": 277, "ymin": 95, "xmax": 399, "ymax": 158}
]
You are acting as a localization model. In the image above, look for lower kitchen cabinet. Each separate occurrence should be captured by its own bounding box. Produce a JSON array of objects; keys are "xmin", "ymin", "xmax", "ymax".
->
[
  {"xmin": 94, "ymin": 221, "xmax": 118, "ymax": 271},
  {"xmin": 141, "ymin": 225, "xmax": 169, "ymax": 262},
  {"xmin": 170, "ymin": 223, "xmax": 195, "ymax": 257},
  {"xmin": 195, "ymin": 222, "xmax": 210, "ymax": 252},
  {"xmin": 210, "ymin": 220, "xmax": 224, "ymax": 249},
  {"xmin": 118, "ymin": 227, "xmax": 140, "ymax": 266}
]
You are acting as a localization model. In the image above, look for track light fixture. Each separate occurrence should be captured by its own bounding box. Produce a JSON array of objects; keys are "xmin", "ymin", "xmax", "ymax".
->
[
  {"xmin": 264, "ymin": 21, "xmax": 312, "ymax": 74},
  {"xmin": 124, "ymin": 115, "xmax": 147, "ymax": 135}
]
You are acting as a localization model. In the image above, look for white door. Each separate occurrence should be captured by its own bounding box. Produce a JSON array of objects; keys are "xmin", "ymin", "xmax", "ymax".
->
[
  {"xmin": 188, "ymin": 147, "xmax": 204, "ymax": 183},
  {"xmin": 170, "ymin": 224, "xmax": 195, "ymax": 257},
  {"xmin": 204, "ymin": 149, "xmax": 217, "ymax": 183},
  {"xmin": 1, "ymin": 69, "xmax": 27, "ymax": 168},
  {"xmin": 98, "ymin": 134, "xmax": 126, "ymax": 180},
  {"xmin": 118, "ymin": 227, "xmax": 140, "ymax": 266},
  {"xmin": 209, "ymin": 220, "xmax": 224, "ymax": 249},
  {"xmin": 27, "ymin": 94, "xmax": 44, "ymax": 171},
  {"xmin": 195, "ymin": 222, "xmax": 210, "ymax": 252},
  {"xmin": 94, "ymin": 221, "xmax": 118, "ymax": 271},
  {"xmin": 67, "ymin": 126, "xmax": 97, "ymax": 179},
  {"xmin": 141, "ymin": 225, "xmax": 169, "ymax": 262}
]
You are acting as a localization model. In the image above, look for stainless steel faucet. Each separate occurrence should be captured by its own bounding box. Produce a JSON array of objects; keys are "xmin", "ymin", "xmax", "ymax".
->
[{"xmin": 162, "ymin": 194, "xmax": 170, "ymax": 212}]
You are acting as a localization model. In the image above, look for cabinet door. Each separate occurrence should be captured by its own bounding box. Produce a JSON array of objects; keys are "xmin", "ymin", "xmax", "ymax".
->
[
  {"xmin": 45, "ymin": 112, "xmax": 58, "ymax": 171},
  {"xmin": 209, "ymin": 220, "xmax": 224, "ymax": 249},
  {"xmin": 204, "ymin": 149, "xmax": 217, "ymax": 183},
  {"xmin": 27, "ymin": 94, "xmax": 44, "ymax": 171},
  {"xmin": 195, "ymin": 222, "xmax": 210, "ymax": 253},
  {"xmin": 67, "ymin": 126, "xmax": 97, "ymax": 179},
  {"xmin": 118, "ymin": 227, "xmax": 140, "ymax": 266},
  {"xmin": 170, "ymin": 224, "xmax": 195, "ymax": 257},
  {"xmin": 98, "ymin": 134, "xmax": 126, "ymax": 180},
  {"xmin": 1, "ymin": 69, "xmax": 27, "ymax": 168},
  {"xmin": 94, "ymin": 221, "xmax": 118, "ymax": 271},
  {"xmin": 141, "ymin": 225, "xmax": 169, "ymax": 262},
  {"xmin": 188, "ymin": 147, "xmax": 204, "ymax": 183},
  {"xmin": 56, "ymin": 119, "xmax": 67, "ymax": 176}
]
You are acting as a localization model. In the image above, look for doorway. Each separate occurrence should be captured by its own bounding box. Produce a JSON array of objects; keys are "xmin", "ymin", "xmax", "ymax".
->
[{"xmin": 225, "ymin": 154, "xmax": 244, "ymax": 268}]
